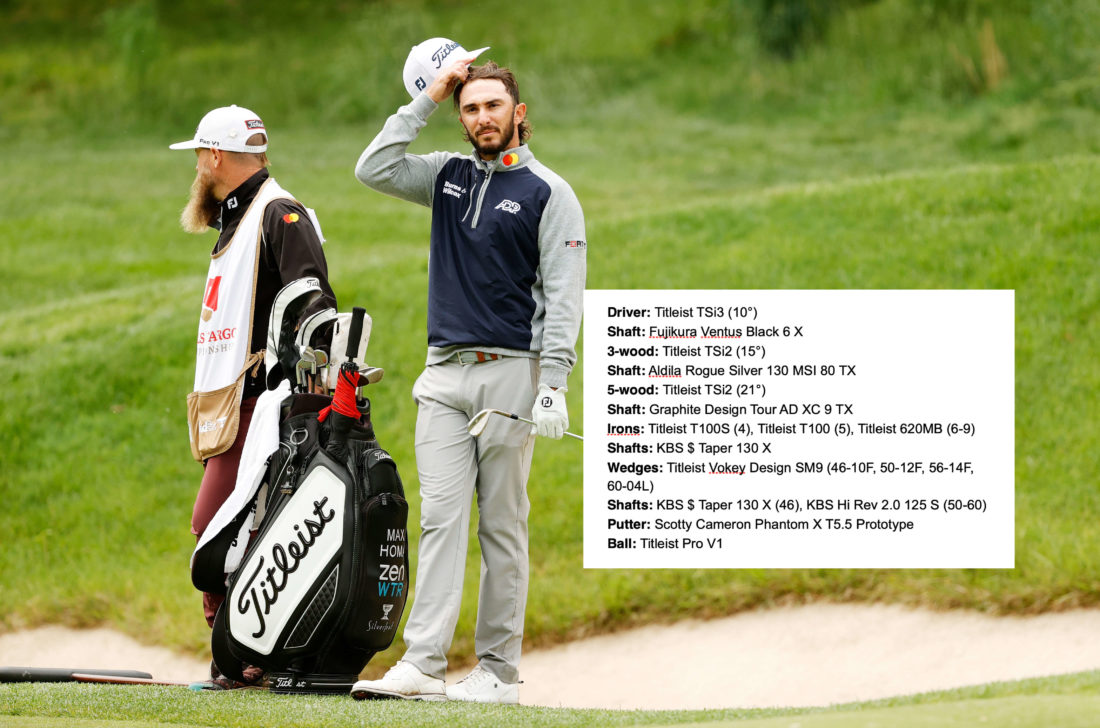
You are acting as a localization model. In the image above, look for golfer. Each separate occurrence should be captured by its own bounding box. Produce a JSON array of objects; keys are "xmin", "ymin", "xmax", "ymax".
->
[
  {"xmin": 170, "ymin": 104, "xmax": 336, "ymax": 689},
  {"xmin": 350, "ymin": 55, "xmax": 586, "ymax": 703}
]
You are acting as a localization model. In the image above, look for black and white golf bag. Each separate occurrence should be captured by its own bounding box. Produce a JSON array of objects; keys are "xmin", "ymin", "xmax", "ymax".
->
[{"xmin": 193, "ymin": 280, "xmax": 410, "ymax": 694}]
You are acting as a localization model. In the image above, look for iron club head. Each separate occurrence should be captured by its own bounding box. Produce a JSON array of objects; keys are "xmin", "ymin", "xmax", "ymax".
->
[
  {"xmin": 467, "ymin": 408, "xmax": 583, "ymax": 440},
  {"xmin": 467, "ymin": 408, "xmax": 524, "ymax": 437},
  {"xmin": 467, "ymin": 408, "xmax": 494, "ymax": 437},
  {"xmin": 358, "ymin": 366, "xmax": 384, "ymax": 386}
]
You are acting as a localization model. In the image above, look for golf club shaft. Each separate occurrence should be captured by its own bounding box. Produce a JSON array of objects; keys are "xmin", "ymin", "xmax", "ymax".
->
[{"xmin": 501, "ymin": 412, "xmax": 584, "ymax": 441}]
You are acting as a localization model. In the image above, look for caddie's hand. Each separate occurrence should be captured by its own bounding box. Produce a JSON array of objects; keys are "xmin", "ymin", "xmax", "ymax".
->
[
  {"xmin": 533, "ymin": 383, "xmax": 568, "ymax": 440},
  {"xmin": 426, "ymin": 59, "xmax": 473, "ymax": 104}
]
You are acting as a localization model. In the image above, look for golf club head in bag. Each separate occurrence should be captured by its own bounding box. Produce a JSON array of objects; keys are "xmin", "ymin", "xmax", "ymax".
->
[
  {"xmin": 326, "ymin": 311, "xmax": 371, "ymax": 391},
  {"xmin": 294, "ymin": 307, "xmax": 337, "ymax": 392},
  {"xmin": 292, "ymin": 307, "xmax": 382, "ymax": 395},
  {"xmin": 320, "ymin": 307, "xmax": 368, "ymax": 465},
  {"xmin": 266, "ymin": 277, "xmax": 323, "ymax": 390}
]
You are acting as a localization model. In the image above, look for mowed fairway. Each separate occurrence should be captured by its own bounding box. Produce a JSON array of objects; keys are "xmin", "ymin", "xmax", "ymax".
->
[
  {"xmin": 679, "ymin": 696, "xmax": 1100, "ymax": 728},
  {"xmin": 3, "ymin": 672, "xmax": 1100, "ymax": 727}
]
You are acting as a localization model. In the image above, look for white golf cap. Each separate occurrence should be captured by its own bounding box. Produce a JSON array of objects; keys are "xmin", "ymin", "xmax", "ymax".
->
[
  {"xmin": 169, "ymin": 105, "xmax": 268, "ymax": 153},
  {"xmin": 402, "ymin": 37, "xmax": 490, "ymax": 98}
]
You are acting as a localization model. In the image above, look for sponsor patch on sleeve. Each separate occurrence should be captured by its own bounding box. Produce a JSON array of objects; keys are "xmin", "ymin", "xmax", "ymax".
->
[
  {"xmin": 282, "ymin": 212, "xmax": 300, "ymax": 224},
  {"xmin": 564, "ymin": 240, "xmax": 586, "ymax": 249}
]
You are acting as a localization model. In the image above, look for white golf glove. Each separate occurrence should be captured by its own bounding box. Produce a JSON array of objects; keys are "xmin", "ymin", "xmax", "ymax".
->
[{"xmin": 533, "ymin": 383, "xmax": 568, "ymax": 439}]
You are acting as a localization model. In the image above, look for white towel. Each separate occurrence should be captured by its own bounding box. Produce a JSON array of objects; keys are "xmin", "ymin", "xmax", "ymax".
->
[{"xmin": 191, "ymin": 380, "xmax": 291, "ymax": 573}]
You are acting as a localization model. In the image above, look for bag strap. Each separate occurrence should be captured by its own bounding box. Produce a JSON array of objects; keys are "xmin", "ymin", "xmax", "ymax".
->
[{"xmin": 239, "ymin": 350, "xmax": 264, "ymax": 380}]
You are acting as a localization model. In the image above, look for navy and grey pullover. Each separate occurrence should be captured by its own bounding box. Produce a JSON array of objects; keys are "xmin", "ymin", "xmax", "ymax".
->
[{"xmin": 354, "ymin": 93, "xmax": 586, "ymax": 389}]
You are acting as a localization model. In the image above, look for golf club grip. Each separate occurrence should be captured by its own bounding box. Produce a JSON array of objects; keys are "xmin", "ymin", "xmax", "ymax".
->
[{"xmin": 344, "ymin": 307, "xmax": 366, "ymax": 362}]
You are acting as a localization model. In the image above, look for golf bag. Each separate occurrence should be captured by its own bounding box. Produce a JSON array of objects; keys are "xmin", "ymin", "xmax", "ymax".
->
[{"xmin": 194, "ymin": 283, "xmax": 409, "ymax": 694}]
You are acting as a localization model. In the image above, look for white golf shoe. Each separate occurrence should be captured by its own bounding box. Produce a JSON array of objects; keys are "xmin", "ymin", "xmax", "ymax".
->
[
  {"xmin": 446, "ymin": 664, "xmax": 519, "ymax": 704},
  {"xmin": 349, "ymin": 660, "xmax": 446, "ymax": 701}
]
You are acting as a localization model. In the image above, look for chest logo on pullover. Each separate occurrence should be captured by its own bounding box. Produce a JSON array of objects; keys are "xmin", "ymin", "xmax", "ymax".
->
[
  {"xmin": 443, "ymin": 181, "xmax": 466, "ymax": 199},
  {"xmin": 495, "ymin": 199, "xmax": 521, "ymax": 214}
]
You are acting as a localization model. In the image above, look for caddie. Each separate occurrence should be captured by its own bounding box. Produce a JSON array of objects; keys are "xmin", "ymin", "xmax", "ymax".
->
[
  {"xmin": 170, "ymin": 104, "xmax": 337, "ymax": 689},
  {"xmin": 350, "ymin": 40, "xmax": 586, "ymax": 704}
]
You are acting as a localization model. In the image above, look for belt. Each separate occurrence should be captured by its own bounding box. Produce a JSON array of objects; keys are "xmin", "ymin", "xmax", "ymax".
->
[{"xmin": 446, "ymin": 350, "xmax": 503, "ymax": 365}]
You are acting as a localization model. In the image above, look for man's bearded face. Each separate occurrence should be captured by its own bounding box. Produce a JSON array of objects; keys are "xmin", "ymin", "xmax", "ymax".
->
[
  {"xmin": 180, "ymin": 154, "xmax": 219, "ymax": 234},
  {"xmin": 459, "ymin": 79, "xmax": 522, "ymax": 158},
  {"xmin": 463, "ymin": 112, "xmax": 516, "ymax": 158}
]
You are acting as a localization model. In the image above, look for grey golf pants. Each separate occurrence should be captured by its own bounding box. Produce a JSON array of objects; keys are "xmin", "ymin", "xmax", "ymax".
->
[{"xmin": 402, "ymin": 356, "xmax": 538, "ymax": 683}]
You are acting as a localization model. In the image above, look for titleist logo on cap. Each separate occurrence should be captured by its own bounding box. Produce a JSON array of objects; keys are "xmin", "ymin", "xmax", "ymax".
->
[{"xmin": 432, "ymin": 41, "xmax": 460, "ymax": 68}]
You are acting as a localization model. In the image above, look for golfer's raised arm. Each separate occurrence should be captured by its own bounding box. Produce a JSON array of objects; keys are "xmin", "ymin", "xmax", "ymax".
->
[{"xmin": 353, "ymin": 102, "xmax": 445, "ymax": 208}]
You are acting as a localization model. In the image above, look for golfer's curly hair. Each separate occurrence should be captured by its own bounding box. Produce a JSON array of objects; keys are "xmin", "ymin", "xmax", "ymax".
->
[{"xmin": 453, "ymin": 61, "xmax": 532, "ymax": 143}]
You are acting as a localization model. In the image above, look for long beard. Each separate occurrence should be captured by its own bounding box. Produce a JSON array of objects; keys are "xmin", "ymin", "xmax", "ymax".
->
[{"xmin": 180, "ymin": 168, "xmax": 219, "ymax": 234}]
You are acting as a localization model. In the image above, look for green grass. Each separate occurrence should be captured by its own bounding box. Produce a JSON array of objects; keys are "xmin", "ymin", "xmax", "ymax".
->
[
  {"xmin": 679, "ymin": 696, "xmax": 1100, "ymax": 728},
  {"xmin": 5, "ymin": 0, "xmax": 1100, "ymax": 142},
  {"xmin": 2, "ymin": 134, "xmax": 1100, "ymax": 659},
  {"xmin": 2, "ymin": 671, "xmax": 1099, "ymax": 728},
  {"xmin": 3, "ymin": 127, "xmax": 1099, "ymax": 661}
]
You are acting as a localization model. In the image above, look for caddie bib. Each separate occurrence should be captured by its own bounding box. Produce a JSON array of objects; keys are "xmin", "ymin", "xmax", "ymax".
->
[{"xmin": 194, "ymin": 178, "xmax": 293, "ymax": 392}]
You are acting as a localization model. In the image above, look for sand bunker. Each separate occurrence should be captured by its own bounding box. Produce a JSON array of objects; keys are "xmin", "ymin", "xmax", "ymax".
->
[{"xmin": 3, "ymin": 604, "xmax": 1099, "ymax": 710}]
